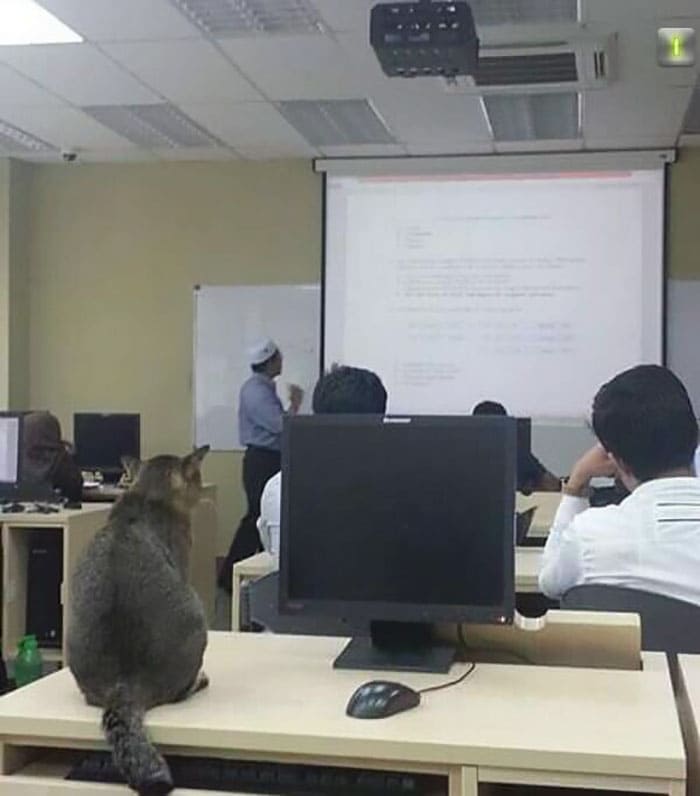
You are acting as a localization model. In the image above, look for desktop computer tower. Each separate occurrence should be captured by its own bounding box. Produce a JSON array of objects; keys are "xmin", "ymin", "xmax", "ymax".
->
[{"xmin": 25, "ymin": 530, "xmax": 63, "ymax": 648}]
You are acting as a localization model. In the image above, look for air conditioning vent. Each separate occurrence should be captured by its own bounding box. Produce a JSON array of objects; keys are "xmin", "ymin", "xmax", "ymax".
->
[
  {"xmin": 476, "ymin": 52, "xmax": 577, "ymax": 86},
  {"xmin": 468, "ymin": 34, "xmax": 616, "ymax": 91}
]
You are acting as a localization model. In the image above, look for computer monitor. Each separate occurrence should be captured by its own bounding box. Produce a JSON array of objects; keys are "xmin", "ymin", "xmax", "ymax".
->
[
  {"xmin": 73, "ymin": 413, "xmax": 140, "ymax": 481},
  {"xmin": 0, "ymin": 413, "xmax": 22, "ymax": 500},
  {"xmin": 279, "ymin": 415, "xmax": 516, "ymax": 673}
]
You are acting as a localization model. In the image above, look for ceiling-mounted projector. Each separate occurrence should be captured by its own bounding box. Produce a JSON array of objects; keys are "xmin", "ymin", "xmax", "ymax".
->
[{"xmin": 370, "ymin": 1, "xmax": 479, "ymax": 79}]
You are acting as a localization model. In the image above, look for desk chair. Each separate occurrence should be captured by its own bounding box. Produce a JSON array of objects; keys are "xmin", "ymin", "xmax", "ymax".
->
[
  {"xmin": 561, "ymin": 585, "xmax": 700, "ymax": 655},
  {"xmin": 247, "ymin": 572, "xmax": 368, "ymax": 637}
]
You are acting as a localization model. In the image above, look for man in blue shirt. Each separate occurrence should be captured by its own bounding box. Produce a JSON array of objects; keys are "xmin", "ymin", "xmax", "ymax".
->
[{"xmin": 218, "ymin": 339, "xmax": 303, "ymax": 590}]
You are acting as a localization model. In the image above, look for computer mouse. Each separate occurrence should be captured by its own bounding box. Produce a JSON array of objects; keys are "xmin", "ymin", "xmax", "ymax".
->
[{"xmin": 346, "ymin": 680, "xmax": 420, "ymax": 719}]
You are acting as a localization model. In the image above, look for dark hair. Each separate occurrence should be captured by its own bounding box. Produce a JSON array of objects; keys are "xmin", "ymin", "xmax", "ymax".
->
[
  {"xmin": 472, "ymin": 400, "xmax": 507, "ymax": 416},
  {"xmin": 592, "ymin": 364, "xmax": 698, "ymax": 482},
  {"xmin": 312, "ymin": 366, "xmax": 387, "ymax": 415}
]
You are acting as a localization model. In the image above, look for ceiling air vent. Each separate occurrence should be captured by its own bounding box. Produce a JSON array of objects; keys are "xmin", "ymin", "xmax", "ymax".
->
[{"xmin": 474, "ymin": 34, "xmax": 616, "ymax": 90}]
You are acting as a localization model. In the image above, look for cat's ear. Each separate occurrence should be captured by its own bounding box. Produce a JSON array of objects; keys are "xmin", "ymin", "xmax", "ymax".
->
[
  {"xmin": 121, "ymin": 456, "xmax": 141, "ymax": 483},
  {"xmin": 182, "ymin": 445, "xmax": 209, "ymax": 476}
]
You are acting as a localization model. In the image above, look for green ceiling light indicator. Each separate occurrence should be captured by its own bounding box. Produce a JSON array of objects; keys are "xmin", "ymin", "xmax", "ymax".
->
[{"xmin": 657, "ymin": 27, "xmax": 696, "ymax": 67}]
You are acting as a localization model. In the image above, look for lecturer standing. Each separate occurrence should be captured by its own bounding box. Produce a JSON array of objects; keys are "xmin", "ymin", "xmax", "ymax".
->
[{"xmin": 218, "ymin": 338, "xmax": 303, "ymax": 590}]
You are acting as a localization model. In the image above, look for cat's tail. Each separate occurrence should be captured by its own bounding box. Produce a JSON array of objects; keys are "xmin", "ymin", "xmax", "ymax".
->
[{"xmin": 102, "ymin": 683, "xmax": 173, "ymax": 796}]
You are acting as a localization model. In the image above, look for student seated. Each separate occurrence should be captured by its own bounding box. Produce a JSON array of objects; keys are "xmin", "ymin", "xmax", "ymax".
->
[
  {"xmin": 472, "ymin": 400, "xmax": 560, "ymax": 494},
  {"xmin": 257, "ymin": 365, "xmax": 388, "ymax": 564},
  {"xmin": 21, "ymin": 411, "xmax": 83, "ymax": 503},
  {"xmin": 539, "ymin": 365, "xmax": 700, "ymax": 605}
]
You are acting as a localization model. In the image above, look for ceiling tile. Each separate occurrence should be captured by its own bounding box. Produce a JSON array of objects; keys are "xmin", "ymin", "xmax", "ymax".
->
[
  {"xmin": 0, "ymin": 104, "xmax": 136, "ymax": 150},
  {"xmin": 181, "ymin": 101, "xmax": 318, "ymax": 152},
  {"xmin": 181, "ymin": 101, "xmax": 318, "ymax": 154},
  {"xmin": 235, "ymin": 144, "xmax": 316, "ymax": 159},
  {"xmin": 584, "ymin": 85, "xmax": 693, "ymax": 147},
  {"xmin": 0, "ymin": 44, "xmax": 159, "ymax": 106},
  {"xmin": 0, "ymin": 64, "xmax": 64, "ymax": 105},
  {"xmin": 103, "ymin": 39, "xmax": 262, "ymax": 103},
  {"xmin": 372, "ymin": 93, "xmax": 493, "ymax": 146},
  {"xmin": 404, "ymin": 141, "xmax": 495, "ymax": 155},
  {"xmin": 319, "ymin": 143, "xmax": 407, "ymax": 156},
  {"xmin": 581, "ymin": 0, "xmax": 700, "ymax": 22},
  {"xmin": 312, "ymin": 0, "xmax": 376, "ymax": 32},
  {"xmin": 36, "ymin": 0, "xmax": 200, "ymax": 41},
  {"xmin": 148, "ymin": 146, "xmax": 239, "ymax": 160},
  {"xmin": 219, "ymin": 34, "xmax": 363, "ymax": 99}
]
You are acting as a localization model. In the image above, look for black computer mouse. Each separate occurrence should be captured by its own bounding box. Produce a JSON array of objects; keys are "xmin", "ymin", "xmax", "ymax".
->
[{"xmin": 346, "ymin": 680, "xmax": 420, "ymax": 719}]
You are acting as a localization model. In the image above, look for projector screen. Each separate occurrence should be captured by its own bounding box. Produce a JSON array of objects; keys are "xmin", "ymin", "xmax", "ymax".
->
[{"xmin": 324, "ymin": 167, "xmax": 664, "ymax": 418}]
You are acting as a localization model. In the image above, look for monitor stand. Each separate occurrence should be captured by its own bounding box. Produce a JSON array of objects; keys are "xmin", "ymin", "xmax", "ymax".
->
[{"xmin": 333, "ymin": 620, "xmax": 456, "ymax": 674}]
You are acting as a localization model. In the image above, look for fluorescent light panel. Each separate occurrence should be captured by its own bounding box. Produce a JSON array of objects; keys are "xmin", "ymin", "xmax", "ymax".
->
[
  {"xmin": 84, "ymin": 104, "xmax": 222, "ymax": 149},
  {"xmin": 0, "ymin": 0, "xmax": 82, "ymax": 45},
  {"xmin": 170, "ymin": 0, "xmax": 324, "ymax": 36},
  {"xmin": 470, "ymin": 0, "xmax": 577, "ymax": 26},
  {"xmin": 0, "ymin": 118, "xmax": 53, "ymax": 152},
  {"xmin": 483, "ymin": 92, "xmax": 581, "ymax": 141},
  {"xmin": 277, "ymin": 100, "xmax": 395, "ymax": 147}
]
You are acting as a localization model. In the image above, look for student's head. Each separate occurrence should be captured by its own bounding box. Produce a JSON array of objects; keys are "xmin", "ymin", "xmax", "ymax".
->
[
  {"xmin": 312, "ymin": 366, "xmax": 387, "ymax": 415},
  {"xmin": 248, "ymin": 339, "xmax": 282, "ymax": 378},
  {"xmin": 472, "ymin": 400, "xmax": 507, "ymax": 416},
  {"xmin": 592, "ymin": 364, "xmax": 698, "ymax": 487}
]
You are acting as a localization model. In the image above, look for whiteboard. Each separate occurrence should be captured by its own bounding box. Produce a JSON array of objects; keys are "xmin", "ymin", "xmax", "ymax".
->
[{"xmin": 193, "ymin": 284, "xmax": 321, "ymax": 450}]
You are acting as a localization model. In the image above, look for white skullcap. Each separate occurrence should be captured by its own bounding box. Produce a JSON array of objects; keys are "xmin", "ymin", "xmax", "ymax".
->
[{"xmin": 247, "ymin": 338, "xmax": 278, "ymax": 366}]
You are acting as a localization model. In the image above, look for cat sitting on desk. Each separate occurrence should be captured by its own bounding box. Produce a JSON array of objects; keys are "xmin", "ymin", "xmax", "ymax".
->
[{"xmin": 67, "ymin": 446, "xmax": 210, "ymax": 796}]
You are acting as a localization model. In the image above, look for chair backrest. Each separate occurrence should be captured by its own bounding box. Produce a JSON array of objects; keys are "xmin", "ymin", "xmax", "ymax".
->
[
  {"xmin": 248, "ymin": 572, "xmax": 369, "ymax": 637},
  {"xmin": 561, "ymin": 585, "xmax": 700, "ymax": 654}
]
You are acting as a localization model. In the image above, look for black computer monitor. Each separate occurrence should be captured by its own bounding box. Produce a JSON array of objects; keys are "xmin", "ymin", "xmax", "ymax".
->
[
  {"xmin": 0, "ymin": 412, "xmax": 23, "ymax": 500},
  {"xmin": 279, "ymin": 415, "xmax": 516, "ymax": 673},
  {"xmin": 73, "ymin": 413, "xmax": 140, "ymax": 481}
]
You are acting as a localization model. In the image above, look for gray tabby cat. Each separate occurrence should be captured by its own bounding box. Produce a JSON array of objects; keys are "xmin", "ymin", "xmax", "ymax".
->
[{"xmin": 67, "ymin": 446, "xmax": 210, "ymax": 796}]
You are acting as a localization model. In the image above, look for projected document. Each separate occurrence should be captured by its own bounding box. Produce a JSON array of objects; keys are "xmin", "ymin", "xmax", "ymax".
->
[{"xmin": 325, "ymin": 170, "xmax": 664, "ymax": 418}]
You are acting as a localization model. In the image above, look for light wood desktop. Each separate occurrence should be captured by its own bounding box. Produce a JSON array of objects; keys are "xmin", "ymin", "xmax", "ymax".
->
[
  {"xmin": 676, "ymin": 655, "xmax": 700, "ymax": 794},
  {"xmin": 0, "ymin": 632, "xmax": 685, "ymax": 795},
  {"xmin": 0, "ymin": 504, "xmax": 111, "ymax": 665},
  {"xmin": 516, "ymin": 490, "xmax": 560, "ymax": 539},
  {"xmin": 231, "ymin": 548, "xmax": 546, "ymax": 632},
  {"xmin": 82, "ymin": 484, "xmax": 219, "ymax": 624}
]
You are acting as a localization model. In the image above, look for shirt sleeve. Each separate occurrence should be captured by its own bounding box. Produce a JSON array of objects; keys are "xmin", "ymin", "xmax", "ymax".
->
[
  {"xmin": 538, "ymin": 494, "xmax": 589, "ymax": 599},
  {"xmin": 247, "ymin": 383, "xmax": 284, "ymax": 436},
  {"xmin": 258, "ymin": 474, "xmax": 281, "ymax": 562}
]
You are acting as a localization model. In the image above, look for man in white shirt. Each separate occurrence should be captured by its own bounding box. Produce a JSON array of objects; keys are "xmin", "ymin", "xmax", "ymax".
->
[
  {"xmin": 539, "ymin": 364, "xmax": 700, "ymax": 606},
  {"xmin": 257, "ymin": 365, "xmax": 388, "ymax": 564}
]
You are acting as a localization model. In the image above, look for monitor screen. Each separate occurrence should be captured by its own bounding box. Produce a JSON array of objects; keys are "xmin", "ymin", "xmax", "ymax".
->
[
  {"xmin": 280, "ymin": 415, "xmax": 516, "ymax": 625},
  {"xmin": 0, "ymin": 414, "xmax": 21, "ymax": 485},
  {"xmin": 73, "ymin": 413, "xmax": 140, "ymax": 472}
]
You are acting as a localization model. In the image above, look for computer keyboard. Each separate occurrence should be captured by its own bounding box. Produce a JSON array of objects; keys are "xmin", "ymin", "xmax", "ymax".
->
[{"xmin": 67, "ymin": 751, "xmax": 440, "ymax": 794}]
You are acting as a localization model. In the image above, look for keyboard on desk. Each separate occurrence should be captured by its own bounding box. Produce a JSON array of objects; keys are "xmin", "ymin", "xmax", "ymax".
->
[{"xmin": 67, "ymin": 751, "xmax": 440, "ymax": 794}]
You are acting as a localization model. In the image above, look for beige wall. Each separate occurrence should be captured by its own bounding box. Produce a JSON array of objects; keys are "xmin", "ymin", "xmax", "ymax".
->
[
  {"xmin": 23, "ymin": 159, "xmax": 321, "ymax": 551},
  {"xmin": 669, "ymin": 147, "xmax": 700, "ymax": 280},
  {"xmin": 0, "ymin": 159, "xmax": 31, "ymax": 410}
]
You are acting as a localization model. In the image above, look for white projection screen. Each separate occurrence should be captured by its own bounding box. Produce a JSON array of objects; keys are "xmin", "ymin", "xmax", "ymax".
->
[{"xmin": 323, "ymin": 161, "xmax": 665, "ymax": 419}]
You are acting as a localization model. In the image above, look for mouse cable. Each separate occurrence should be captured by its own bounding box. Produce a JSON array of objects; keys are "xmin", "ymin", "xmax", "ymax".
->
[
  {"xmin": 418, "ymin": 661, "xmax": 476, "ymax": 695},
  {"xmin": 417, "ymin": 623, "xmax": 477, "ymax": 695}
]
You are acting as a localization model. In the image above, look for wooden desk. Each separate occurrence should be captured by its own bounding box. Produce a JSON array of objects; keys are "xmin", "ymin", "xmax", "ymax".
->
[
  {"xmin": 231, "ymin": 549, "xmax": 546, "ymax": 631},
  {"xmin": 516, "ymin": 491, "xmax": 560, "ymax": 539},
  {"xmin": 677, "ymin": 655, "xmax": 700, "ymax": 794},
  {"xmin": 0, "ymin": 504, "xmax": 111, "ymax": 665},
  {"xmin": 82, "ymin": 484, "xmax": 219, "ymax": 625},
  {"xmin": 0, "ymin": 632, "xmax": 685, "ymax": 794}
]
